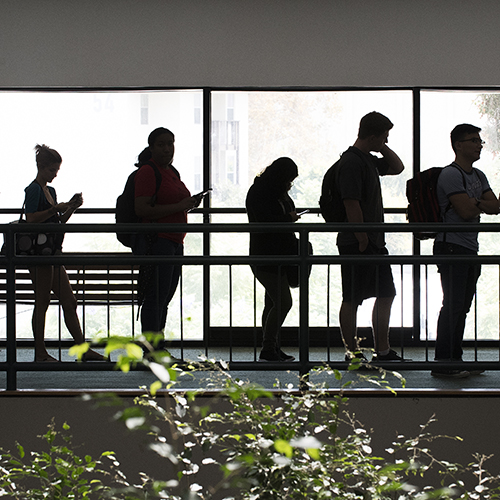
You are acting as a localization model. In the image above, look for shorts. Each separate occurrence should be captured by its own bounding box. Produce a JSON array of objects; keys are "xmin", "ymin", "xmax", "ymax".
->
[{"xmin": 338, "ymin": 242, "xmax": 396, "ymax": 306}]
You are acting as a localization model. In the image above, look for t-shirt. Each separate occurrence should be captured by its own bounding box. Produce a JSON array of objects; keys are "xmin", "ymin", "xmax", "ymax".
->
[
  {"xmin": 334, "ymin": 146, "xmax": 390, "ymax": 248},
  {"xmin": 25, "ymin": 182, "xmax": 57, "ymax": 215},
  {"xmin": 24, "ymin": 181, "xmax": 64, "ymax": 249},
  {"xmin": 134, "ymin": 161, "xmax": 191, "ymax": 243},
  {"xmin": 435, "ymin": 162, "xmax": 491, "ymax": 251}
]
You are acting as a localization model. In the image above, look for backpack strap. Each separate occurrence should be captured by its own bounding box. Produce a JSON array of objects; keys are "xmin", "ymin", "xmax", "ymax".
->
[
  {"xmin": 444, "ymin": 163, "xmax": 469, "ymax": 211},
  {"xmin": 143, "ymin": 161, "xmax": 181, "ymax": 207},
  {"xmin": 440, "ymin": 163, "xmax": 471, "ymax": 243},
  {"xmin": 337, "ymin": 147, "xmax": 370, "ymax": 199}
]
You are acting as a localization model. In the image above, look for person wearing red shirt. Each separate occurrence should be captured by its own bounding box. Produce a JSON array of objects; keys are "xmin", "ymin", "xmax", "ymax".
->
[{"xmin": 133, "ymin": 128, "xmax": 200, "ymax": 340}]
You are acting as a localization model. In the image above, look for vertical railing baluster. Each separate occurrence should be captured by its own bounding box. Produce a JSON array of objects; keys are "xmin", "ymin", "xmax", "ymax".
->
[{"xmin": 5, "ymin": 226, "xmax": 16, "ymax": 390}]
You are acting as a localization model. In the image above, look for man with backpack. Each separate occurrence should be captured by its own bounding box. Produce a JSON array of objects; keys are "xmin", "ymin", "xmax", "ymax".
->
[
  {"xmin": 431, "ymin": 124, "xmax": 500, "ymax": 378},
  {"xmin": 322, "ymin": 111, "xmax": 405, "ymax": 363}
]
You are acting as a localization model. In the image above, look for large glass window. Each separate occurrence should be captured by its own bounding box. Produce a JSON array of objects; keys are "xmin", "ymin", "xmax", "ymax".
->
[
  {"xmin": 420, "ymin": 91, "xmax": 500, "ymax": 340},
  {"xmin": 210, "ymin": 90, "xmax": 414, "ymax": 329},
  {"xmin": 2, "ymin": 88, "xmax": 499, "ymax": 343},
  {"xmin": 0, "ymin": 90, "xmax": 204, "ymax": 341}
]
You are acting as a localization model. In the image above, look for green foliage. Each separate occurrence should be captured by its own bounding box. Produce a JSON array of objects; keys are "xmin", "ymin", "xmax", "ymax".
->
[
  {"xmin": 0, "ymin": 420, "xmax": 137, "ymax": 499},
  {"xmin": 475, "ymin": 94, "xmax": 500, "ymax": 156},
  {"xmin": 4, "ymin": 339, "xmax": 500, "ymax": 499}
]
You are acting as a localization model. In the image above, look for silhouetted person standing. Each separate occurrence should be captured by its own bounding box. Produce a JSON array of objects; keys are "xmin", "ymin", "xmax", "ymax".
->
[
  {"xmin": 432, "ymin": 124, "xmax": 499, "ymax": 378},
  {"xmin": 327, "ymin": 112, "xmax": 405, "ymax": 362}
]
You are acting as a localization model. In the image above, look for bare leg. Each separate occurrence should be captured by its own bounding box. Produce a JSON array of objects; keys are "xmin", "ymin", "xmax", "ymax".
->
[
  {"xmin": 51, "ymin": 266, "xmax": 84, "ymax": 342},
  {"xmin": 51, "ymin": 266, "xmax": 105, "ymax": 360},
  {"xmin": 339, "ymin": 301, "xmax": 359, "ymax": 352},
  {"xmin": 29, "ymin": 265, "xmax": 57, "ymax": 362},
  {"xmin": 372, "ymin": 296, "xmax": 394, "ymax": 353}
]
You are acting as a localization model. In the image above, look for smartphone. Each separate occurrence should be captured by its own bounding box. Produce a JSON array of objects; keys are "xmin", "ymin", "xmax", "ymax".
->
[
  {"xmin": 194, "ymin": 188, "xmax": 212, "ymax": 198},
  {"xmin": 188, "ymin": 188, "xmax": 212, "ymax": 212},
  {"xmin": 296, "ymin": 209, "xmax": 310, "ymax": 216}
]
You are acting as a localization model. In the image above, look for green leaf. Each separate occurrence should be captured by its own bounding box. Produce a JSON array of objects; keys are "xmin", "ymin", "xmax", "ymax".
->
[
  {"xmin": 125, "ymin": 343, "xmax": 144, "ymax": 359},
  {"xmin": 306, "ymin": 448, "xmax": 320, "ymax": 460},
  {"xmin": 69, "ymin": 342, "xmax": 90, "ymax": 360},
  {"xmin": 150, "ymin": 380, "xmax": 162, "ymax": 396},
  {"xmin": 274, "ymin": 439, "xmax": 293, "ymax": 458}
]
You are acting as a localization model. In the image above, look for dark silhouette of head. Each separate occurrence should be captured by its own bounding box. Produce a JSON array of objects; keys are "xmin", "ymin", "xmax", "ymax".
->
[
  {"xmin": 34, "ymin": 144, "xmax": 62, "ymax": 170},
  {"xmin": 135, "ymin": 127, "xmax": 175, "ymax": 168},
  {"xmin": 358, "ymin": 112, "xmax": 393, "ymax": 139},
  {"xmin": 257, "ymin": 157, "xmax": 298, "ymax": 196},
  {"xmin": 450, "ymin": 123, "xmax": 481, "ymax": 153}
]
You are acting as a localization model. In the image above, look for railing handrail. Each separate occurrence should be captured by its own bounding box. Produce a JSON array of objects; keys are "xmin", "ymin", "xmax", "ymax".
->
[
  {"xmin": 1, "ymin": 219, "xmax": 499, "ymax": 390},
  {"xmin": 0, "ymin": 221, "xmax": 498, "ymax": 233}
]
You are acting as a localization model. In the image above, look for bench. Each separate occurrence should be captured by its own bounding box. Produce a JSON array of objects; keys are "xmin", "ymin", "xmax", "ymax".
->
[{"xmin": 0, "ymin": 264, "xmax": 139, "ymax": 306}]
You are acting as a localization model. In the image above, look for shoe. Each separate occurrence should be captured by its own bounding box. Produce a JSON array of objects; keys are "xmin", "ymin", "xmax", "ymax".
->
[
  {"xmin": 467, "ymin": 369, "xmax": 485, "ymax": 376},
  {"xmin": 431, "ymin": 369, "xmax": 470, "ymax": 378},
  {"xmin": 145, "ymin": 349, "xmax": 183, "ymax": 364},
  {"xmin": 345, "ymin": 351, "xmax": 373, "ymax": 370},
  {"xmin": 345, "ymin": 351, "xmax": 369, "ymax": 363},
  {"xmin": 259, "ymin": 349, "xmax": 281, "ymax": 362},
  {"xmin": 373, "ymin": 349, "xmax": 408, "ymax": 361},
  {"xmin": 450, "ymin": 359, "xmax": 484, "ymax": 375},
  {"xmin": 278, "ymin": 349, "xmax": 295, "ymax": 361}
]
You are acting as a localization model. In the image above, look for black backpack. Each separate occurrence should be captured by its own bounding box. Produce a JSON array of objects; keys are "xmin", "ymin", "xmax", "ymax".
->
[
  {"xmin": 319, "ymin": 164, "xmax": 345, "ymax": 222},
  {"xmin": 115, "ymin": 161, "xmax": 165, "ymax": 248},
  {"xmin": 406, "ymin": 164, "xmax": 466, "ymax": 240},
  {"xmin": 405, "ymin": 167, "xmax": 443, "ymax": 240},
  {"xmin": 319, "ymin": 148, "xmax": 367, "ymax": 222}
]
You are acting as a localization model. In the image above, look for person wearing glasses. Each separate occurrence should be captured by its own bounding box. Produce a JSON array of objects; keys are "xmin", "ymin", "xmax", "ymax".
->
[{"xmin": 432, "ymin": 124, "xmax": 500, "ymax": 378}]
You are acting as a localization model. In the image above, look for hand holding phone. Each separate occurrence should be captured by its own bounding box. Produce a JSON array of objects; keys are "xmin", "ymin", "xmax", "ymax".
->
[
  {"xmin": 189, "ymin": 188, "xmax": 212, "ymax": 211},
  {"xmin": 194, "ymin": 188, "xmax": 212, "ymax": 199},
  {"xmin": 69, "ymin": 192, "xmax": 83, "ymax": 207}
]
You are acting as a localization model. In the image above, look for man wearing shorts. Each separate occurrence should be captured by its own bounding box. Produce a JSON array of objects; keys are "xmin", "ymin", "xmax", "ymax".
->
[{"xmin": 333, "ymin": 112, "xmax": 405, "ymax": 361}]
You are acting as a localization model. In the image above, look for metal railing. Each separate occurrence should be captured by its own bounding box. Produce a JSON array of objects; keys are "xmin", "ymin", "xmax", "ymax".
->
[{"xmin": 1, "ymin": 220, "xmax": 499, "ymax": 390}]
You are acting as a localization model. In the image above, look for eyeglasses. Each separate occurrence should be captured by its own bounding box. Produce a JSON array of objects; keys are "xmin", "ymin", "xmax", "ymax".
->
[{"xmin": 459, "ymin": 138, "xmax": 485, "ymax": 145}]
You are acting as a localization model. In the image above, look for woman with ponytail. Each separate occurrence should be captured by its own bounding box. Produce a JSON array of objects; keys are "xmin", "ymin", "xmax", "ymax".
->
[
  {"xmin": 26, "ymin": 144, "xmax": 106, "ymax": 362},
  {"xmin": 133, "ymin": 128, "xmax": 201, "ymax": 347}
]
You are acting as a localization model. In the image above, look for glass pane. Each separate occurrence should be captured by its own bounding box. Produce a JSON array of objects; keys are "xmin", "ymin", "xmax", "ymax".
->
[
  {"xmin": 211, "ymin": 90, "xmax": 413, "ymax": 209},
  {"xmin": 0, "ymin": 90, "xmax": 203, "ymax": 252},
  {"xmin": 420, "ymin": 90, "xmax": 500, "ymax": 340},
  {"xmin": 210, "ymin": 90, "xmax": 413, "ymax": 329}
]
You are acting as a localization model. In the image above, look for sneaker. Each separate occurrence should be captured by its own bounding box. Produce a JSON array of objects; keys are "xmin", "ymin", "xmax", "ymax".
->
[
  {"xmin": 373, "ymin": 349, "xmax": 408, "ymax": 361},
  {"xmin": 431, "ymin": 369, "xmax": 470, "ymax": 379},
  {"xmin": 345, "ymin": 351, "xmax": 373, "ymax": 370},
  {"xmin": 278, "ymin": 349, "xmax": 295, "ymax": 362},
  {"xmin": 345, "ymin": 351, "xmax": 369, "ymax": 362},
  {"xmin": 258, "ymin": 349, "xmax": 281, "ymax": 362},
  {"xmin": 145, "ymin": 350, "xmax": 183, "ymax": 364}
]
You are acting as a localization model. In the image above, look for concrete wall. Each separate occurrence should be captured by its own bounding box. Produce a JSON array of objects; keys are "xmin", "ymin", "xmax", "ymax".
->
[{"xmin": 1, "ymin": 0, "xmax": 499, "ymax": 88}]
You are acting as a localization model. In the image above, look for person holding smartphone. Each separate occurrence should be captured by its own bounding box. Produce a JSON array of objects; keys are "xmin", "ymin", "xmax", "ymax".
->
[
  {"xmin": 26, "ymin": 144, "xmax": 106, "ymax": 362},
  {"xmin": 246, "ymin": 157, "xmax": 303, "ymax": 362},
  {"xmin": 133, "ymin": 128, "xmax": 202, "ymax": 348}
]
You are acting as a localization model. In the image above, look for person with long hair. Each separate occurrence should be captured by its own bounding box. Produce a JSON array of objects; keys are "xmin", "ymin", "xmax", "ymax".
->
[
  {"xmin": 26, "ymin": 144, "xmax": 106, "ymax": 362},
  {"xmin": 246, "ymin": 157, "xmax": 301, "ymax": 362},
  {"xmin": 133, "ymin": 128, "xmax": 200, "ymax": 345}
]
